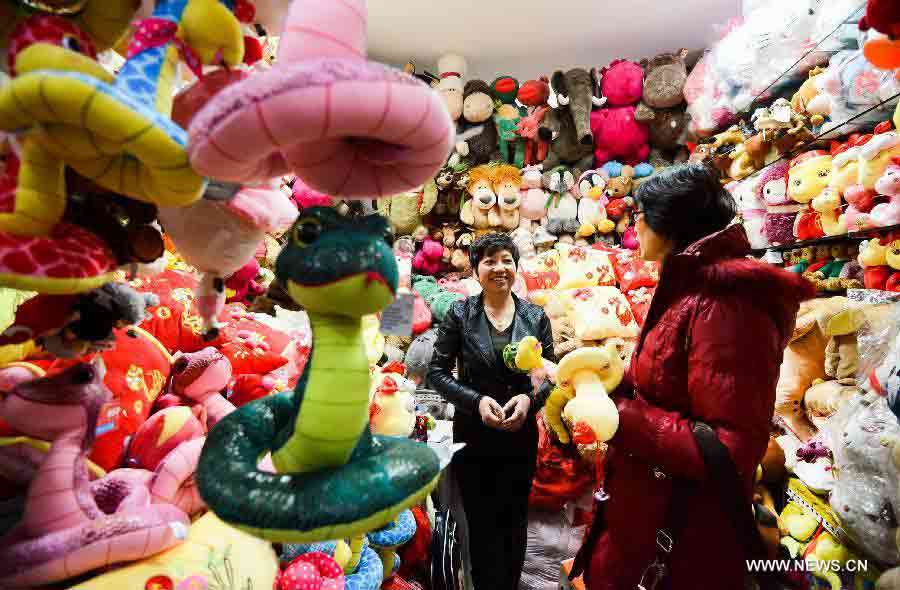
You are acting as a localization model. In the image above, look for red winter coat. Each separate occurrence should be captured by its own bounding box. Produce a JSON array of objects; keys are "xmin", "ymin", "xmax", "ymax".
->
[{"xmin": 586, "ymin": 225, "xmax": 814, "ymax": 590}]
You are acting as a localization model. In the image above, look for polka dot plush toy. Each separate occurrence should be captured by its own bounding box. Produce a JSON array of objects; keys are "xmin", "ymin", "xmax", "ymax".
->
[{"xmin": 276, "ymin": 552, "xmax": 346, "ymax": 590}]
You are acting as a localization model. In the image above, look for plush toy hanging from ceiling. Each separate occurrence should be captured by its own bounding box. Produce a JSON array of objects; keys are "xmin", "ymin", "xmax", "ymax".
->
[
  {"xmin": 0, "ymin": 0, "xmax": 245, "ymax": 294},
  {"xmin": 161, "ymin": 65, "xmax": 298, "ymax": 340},
  {"xmin": 858, "ymin": 0, "xmax": 900, "ymax": 72},
  {"xmin": 188, "ymin": 0, "xmax": 454, "ymax": 545}
]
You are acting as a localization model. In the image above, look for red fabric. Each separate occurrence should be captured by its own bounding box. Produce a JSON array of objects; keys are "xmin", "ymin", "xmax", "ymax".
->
[
  {"xmin": 216, "ymin": 310, "xmax": 290, "ymax": 376},
  {"xmin": 606, "ymin": 249, "xmax": 659, "ymax": 292},
  {"xmin": 397, "ymin": 506, "xmax": 432, "ymax": 578},
  {"xmin": 529, "ymin": 413, "xmax": 595, "ymax": 511},
  {"xmin": 795, "ymin": 207, "xmax": 825, "ymax": 241},
  {"xmin": 864, "ymin": 265, "xmax": 893, "ymax": 290},
  {"xmin": 130, "ymin": 268, "xmax": 226, "ymax": 353},
  {"xmin": 624, "ymin": 287, "xmax": 655, "ymax": 327},
  {"xmin": 586, "ymin": 225, "xmax": 814, "ymax": 590}
]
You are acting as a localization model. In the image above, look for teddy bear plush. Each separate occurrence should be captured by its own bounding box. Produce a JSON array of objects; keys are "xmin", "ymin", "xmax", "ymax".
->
[
  {"xmin": 539, "ymin": 69, "xmax": 597, "ymax": 177},
  {"xmin": 603, "ymin": 165, "xmax": 636, "ymax": 241},
  {"xmin": 591, "ymin": 60, "xmax": 650, "ymax": 167},
  {"xmin": 759, "ymin": 161, "xmax": 799, "ymax": 246},
  {"xmin": 634, "ymin": 50, "xmax": 690, "ymax": 157},
  {"xmin": 542, "ymin": 166, "xmax": 579, "ymax": 235}
]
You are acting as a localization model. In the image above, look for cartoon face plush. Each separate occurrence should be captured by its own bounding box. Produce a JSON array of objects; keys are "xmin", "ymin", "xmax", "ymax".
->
[
  {"xmin": 469, "ymin": 174, "xmax": 496, "ymax": 210},
  {"xmin": 788, "ymin": 151, "xmax": 833, "ymax": 204},
  {"xmin": 462, "ymin": 79, "xmax": 495, "ymax": 124},
  {"xmin": 887, "ymin": 239, "xmax": 900, "ymax": 270}
]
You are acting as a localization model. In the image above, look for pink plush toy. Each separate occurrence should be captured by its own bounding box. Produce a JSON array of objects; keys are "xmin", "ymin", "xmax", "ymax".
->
[
  {"xmin": 187, "ymin": 0, "xmax": 454, "ymax": 197},
  {"xmin": 227, "ymin": 258, "xmax": 266, "ymax": 304},
  {"xmin": 843, "ymin": 185, "xmax": 879, "ymax": 231},
  {"xmin": 413, "ymin": 238, "xmax": 445, "ymax": 275},
  {"xmin": 591, "ymin": 60, "xmax": 650, "ymax": 166},
  {"xmin": 871, "ymin": 157, "xmax": 900, "ymax": 227},
  {"xmin": 0, "ymin": 361, "xmax": 190, "ymax": 588},
  {"xmin": 292, "ymin": 178, "xmax": 335, "ymax": 210}
]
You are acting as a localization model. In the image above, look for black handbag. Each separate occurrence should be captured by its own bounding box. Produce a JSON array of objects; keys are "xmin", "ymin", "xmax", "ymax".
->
[
  {"xmin": 430, "ymin": 507, "xmax": 464, "ymax": 590},
  {"xmin": 569, "ymin": 422, "xmax": 781, "ymax": 590}
]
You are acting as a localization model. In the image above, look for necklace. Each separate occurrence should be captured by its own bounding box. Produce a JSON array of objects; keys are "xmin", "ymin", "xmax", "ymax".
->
[{"xmin": 484, "ymin": 302, "xmax": 514, "ymax": 331}]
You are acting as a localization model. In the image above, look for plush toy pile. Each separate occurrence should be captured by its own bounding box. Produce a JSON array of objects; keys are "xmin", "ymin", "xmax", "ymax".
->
[{"xmin": 1, "ymin": 0, "xmax": 900, "ymax": 589}]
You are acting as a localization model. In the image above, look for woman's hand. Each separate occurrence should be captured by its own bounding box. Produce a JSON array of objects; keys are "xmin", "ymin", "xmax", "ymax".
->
[
  {"xmin": 478, "ymin": 396, "xmax": 505, "ymax": 429},
  {"xmin": 500, "ymin": 394, "xmax": 531, "ymax": 432}
]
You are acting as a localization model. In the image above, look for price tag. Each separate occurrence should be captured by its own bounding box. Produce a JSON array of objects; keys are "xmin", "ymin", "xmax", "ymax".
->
[{"xmin": 379, "ymin": 292, "xmax": 415, "ymax": 336}]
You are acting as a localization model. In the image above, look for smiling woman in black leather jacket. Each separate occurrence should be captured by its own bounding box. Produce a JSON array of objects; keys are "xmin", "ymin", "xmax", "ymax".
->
[{"xmin": 428, "ymin": 232, "xmax": 555, "ymax": 590}]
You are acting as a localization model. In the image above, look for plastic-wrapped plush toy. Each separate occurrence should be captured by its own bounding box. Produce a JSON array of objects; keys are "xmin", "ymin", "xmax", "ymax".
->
[
  {"xmin": 803, "ymin": 49, "xmax": 900, "ymax": 138},
  {"xmin": 866, "ymin": 155, "xmax": 900, "ymax": 228},
  {"xmin": 591, "ymin": 60, "xmax": 650, "ymax": 167},
  {"xmin": 436, "ymin": 54, "xmax": 467, "ymax": 122},
  {"xmin": 544, "ymin": 339, "xmax": 625, "ymax": 459},
  {"xmin": 827, "ymin": 395, "xmax": 900, "ymax": 565},
  {"xmin": 377, "ymin": 183, "xmax": 439, "ymax": 236}
]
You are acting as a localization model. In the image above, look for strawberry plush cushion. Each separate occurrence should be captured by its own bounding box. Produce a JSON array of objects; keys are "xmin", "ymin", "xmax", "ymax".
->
[
  {"xmin": 607, "ymin": 248, "xmax": 659, "ymax": 292},
  {"xmin": 563, "ymin": 287, "xmax": 640, "ymax": 341},
  {"xmin": 43, "ymin": 327, "xmax": 171, "ymax": 471},
  {"xmin": 624, "ymin": 286, "xmax": 655, "ymax": 327},
  {"xmin": 556, "ymin": 244, "xmax": 616, "ymax": 290}
]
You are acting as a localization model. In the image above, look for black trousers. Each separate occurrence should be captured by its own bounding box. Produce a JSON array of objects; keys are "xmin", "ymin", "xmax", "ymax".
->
[{"xmin": 454, "ymin": 450, "xmax": 536, "ymax": 590}]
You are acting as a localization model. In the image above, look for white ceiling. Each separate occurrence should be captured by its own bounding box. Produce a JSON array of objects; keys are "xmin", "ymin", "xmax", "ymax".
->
[{"xmin": 365, "ymin": 0, "xmax": 743, "ymax": 80}]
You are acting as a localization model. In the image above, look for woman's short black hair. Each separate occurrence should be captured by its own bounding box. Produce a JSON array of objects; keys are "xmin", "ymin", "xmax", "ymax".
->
[
  {"xmin": 469, "ymin": 232, "xmax": 520, "ymax": 270},
  {"xmin": 634, "ymin": 163, "xmax": 736, "ymax": 252}
]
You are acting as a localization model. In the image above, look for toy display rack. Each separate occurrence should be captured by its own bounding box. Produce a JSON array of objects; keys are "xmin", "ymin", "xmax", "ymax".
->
[{"xmin": 751, "ymin": 223, "xmax": 900, "ymax": 255}]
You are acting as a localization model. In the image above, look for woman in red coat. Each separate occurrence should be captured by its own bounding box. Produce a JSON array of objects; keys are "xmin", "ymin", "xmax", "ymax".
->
[{"xmin": 581, "ymin": 164, "xmax": 814, "ymax": 590}]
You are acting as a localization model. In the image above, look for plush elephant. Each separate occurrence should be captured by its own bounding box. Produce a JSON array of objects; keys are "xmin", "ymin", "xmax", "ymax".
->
[{"xmin": 539, "ymin": 69, "xmax": 597, "ymax": 178}]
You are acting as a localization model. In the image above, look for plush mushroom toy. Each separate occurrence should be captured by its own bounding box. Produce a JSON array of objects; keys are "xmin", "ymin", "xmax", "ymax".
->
[{"xmin": 544, "ymin": 339, "xmax": 625, "ymax": 458}]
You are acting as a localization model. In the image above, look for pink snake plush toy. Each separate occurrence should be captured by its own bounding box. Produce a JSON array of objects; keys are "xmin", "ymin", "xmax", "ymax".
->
[
  {"xmin": 187, "ymin": 0, "xmax": 455, "ymax": 197},
  {"xmin": 0, "ymin": 361, "xmax": 190, "ymax": 588}
]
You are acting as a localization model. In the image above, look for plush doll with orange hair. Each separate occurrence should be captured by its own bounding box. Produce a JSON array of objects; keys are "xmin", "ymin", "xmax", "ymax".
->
[{"xmin": 491, "ymin": 164, "xmax": 524, "ymax": 230}]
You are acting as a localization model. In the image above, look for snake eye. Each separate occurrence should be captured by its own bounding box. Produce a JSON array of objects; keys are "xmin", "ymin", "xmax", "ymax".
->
[
  {"xmin": 62, "ymin": 35, "xmax": 82, "ymax": 54},
  {"xmin": 293, "ymin": 217, "xmax": 322, "ymax": 247}
]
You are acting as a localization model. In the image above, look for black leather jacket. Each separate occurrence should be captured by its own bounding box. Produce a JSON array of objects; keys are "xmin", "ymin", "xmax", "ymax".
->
[{"xmin": 427, "ymin": 294, "xmax": 556, "ymax": 458}]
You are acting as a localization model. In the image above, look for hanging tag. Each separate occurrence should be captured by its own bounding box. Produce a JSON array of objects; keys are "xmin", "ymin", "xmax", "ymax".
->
[
  {"xmin": 762, "ymin": 250, "xmax": 783, "ymax": 265},
  {"xmin": 379, "ymin": 292, "xmax": 415, "ymax": 336}
]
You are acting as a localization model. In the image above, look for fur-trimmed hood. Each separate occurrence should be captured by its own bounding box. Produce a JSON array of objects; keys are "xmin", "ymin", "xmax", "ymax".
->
[{"xmin": 660, "ymin": 224, "xmax": 816, "ymax": 342}]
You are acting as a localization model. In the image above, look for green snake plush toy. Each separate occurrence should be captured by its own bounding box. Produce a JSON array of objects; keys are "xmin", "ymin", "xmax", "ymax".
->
[{"xmin": 197, "ymin": 208, "xmax": 441, "ymax": 542}]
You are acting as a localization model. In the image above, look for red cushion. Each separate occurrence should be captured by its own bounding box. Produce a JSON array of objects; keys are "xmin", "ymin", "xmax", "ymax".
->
[
  {"xmin": 624, "ymin": 287, "xmax": 655, "ymax": 327},
  {"xmin": 529, "ymin": 414, "xmax": 595, "ymax": 511},
  {"xmin": 607, "ymin": 249, "xmax": 659, "ymax": 292}
]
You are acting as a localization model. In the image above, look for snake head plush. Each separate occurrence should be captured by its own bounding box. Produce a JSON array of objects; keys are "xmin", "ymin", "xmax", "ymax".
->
[
  {"xmin": 7, "ymin": 13, "xmax": 111, "ymax": 81},
  {"xmin": 277, "ymin": 208, "xmax": 398, "ymax": 317},
  {"xmin": 179, "ymin": 0, "xmax": 245, "ymax": 67}
]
